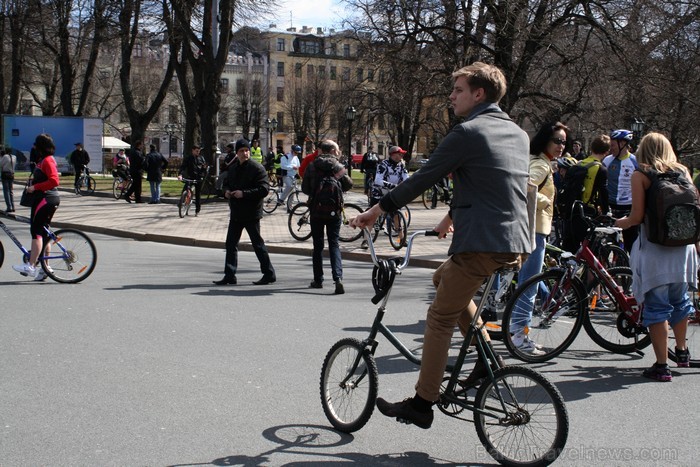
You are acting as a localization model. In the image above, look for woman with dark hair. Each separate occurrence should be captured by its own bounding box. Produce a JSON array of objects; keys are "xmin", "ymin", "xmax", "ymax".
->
[
  {"xmin": 509, "ymin": 121, "xmax": 568, "ymax": 354},
  {"xmin": 12, "ymin": 133, "xmax": 60, "ymax": 281}
]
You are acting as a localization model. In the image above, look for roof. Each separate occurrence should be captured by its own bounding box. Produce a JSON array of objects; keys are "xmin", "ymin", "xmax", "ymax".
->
[{"xmin": 103, "ymin": 136, "xmax": 130, "ymax": 149}]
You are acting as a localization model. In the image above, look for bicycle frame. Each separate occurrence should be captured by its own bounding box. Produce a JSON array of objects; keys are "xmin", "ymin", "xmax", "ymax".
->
[{"xmin": 0, "ymin": 215, "xmax": 72, "ymax": 263}]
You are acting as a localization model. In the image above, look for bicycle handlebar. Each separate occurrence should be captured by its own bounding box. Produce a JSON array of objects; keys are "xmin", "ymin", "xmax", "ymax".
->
[{"xmin": 362, "ymin": 228, "xmax": 439, "ymax": 272}]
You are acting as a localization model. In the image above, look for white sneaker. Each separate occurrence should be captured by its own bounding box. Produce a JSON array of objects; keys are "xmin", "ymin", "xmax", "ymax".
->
[
  {"xmin": 34, "ymin": 268, "xmax": 48, "ymax": 281},
  {"xmin": 512, "ymin": 333, "xmax": 545, "ymax": 355},
  {"xmin": 12, "ymin": 263, "xmax": 36, "ymax": 277}
]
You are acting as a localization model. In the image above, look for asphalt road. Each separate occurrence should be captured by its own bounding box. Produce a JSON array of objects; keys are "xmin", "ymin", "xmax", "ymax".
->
[{"xmin": 1, "ymin": 223, "xmax": 699, "ymax": 466}]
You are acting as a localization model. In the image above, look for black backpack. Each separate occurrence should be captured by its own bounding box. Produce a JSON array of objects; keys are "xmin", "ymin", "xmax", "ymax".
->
[
  {"xmin": 312, "ymin": 171, "xmax": 343, "ymax": 221},
  {"xmin": 556, "ymin": 161, "xmax": 598, "ymax": 218},
  {"xmin": 644, "ymin": 169, "xmax": 700, "ymax": 246}
]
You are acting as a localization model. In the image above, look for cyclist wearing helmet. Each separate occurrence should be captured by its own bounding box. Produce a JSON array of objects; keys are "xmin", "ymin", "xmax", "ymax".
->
[
  {"xmin": 279, "ymin": 144, "xmax": 301, "ymax": 208},
  {"xmin": 603, "ymin": 129, "xmax": 638, "ymax": 251}
]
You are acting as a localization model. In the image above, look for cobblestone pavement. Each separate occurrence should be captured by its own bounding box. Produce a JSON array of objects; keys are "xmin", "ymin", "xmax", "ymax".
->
[{"xmin": 3, "ymin": 185, "xmax": 452, "ymax": 268}]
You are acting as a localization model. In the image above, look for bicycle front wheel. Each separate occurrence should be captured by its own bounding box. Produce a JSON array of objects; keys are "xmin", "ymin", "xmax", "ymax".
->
[
  {"xmin": 339, "ymin": 203, "xmax": 364, "ymax": 242},
  {"xmin": 41, "ymin": 229, "xmax": 97, "ymax": 283},
  {"xmin": 83, "ymin": 176, "xmax": 96, "ymax": 195},
  {"xmin": 0, "ymin": 240, "xmax": 4, "ymax": 269},
  {"xmin": 178, "ymin": 190, "xmax": 188, "ymax": 218},
  {"xmin": 583, "ymin": 267, "xmax": 652, "ymax": 354},
  {"xmin": 388, "ymin": 211, "xmax": 407, "ymax": 250},
  {"xmin": 112, "ymin": 178, "xmax": 122, "ymax": 199},
  {"xmin": 285, "ymin": 190, "xmax": 300, "ymax": 212},
  {"xmin": 502, "ymin": 269, "xmax": 586, "ymax": 363},
  {"xmin": 668, "ymin": 309, "xmax": 700, "ymax": 367},
  {"xmin": 262, "ymin": 189, "xmax": 280, "ymax": 214},
  {"xmin": 287, "ymin": 203, "xmax": 312, "ymax": 241},
  {"xmin": 474, "ymin": 366, "xmax": 569, "ymax": 467},
  {"xmin": 598, "ymin": 244, "xmax": 629, "ymax": 269},
  {"xmin": 320, "ymin": 338, "xmax": 378, "ymax": 433}
]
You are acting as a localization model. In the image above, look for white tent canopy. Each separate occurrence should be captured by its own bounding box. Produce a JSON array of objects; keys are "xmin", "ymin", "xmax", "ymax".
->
[{"xmin": 102, "ymin": 136, "xmax": 130, "ymax": 149}]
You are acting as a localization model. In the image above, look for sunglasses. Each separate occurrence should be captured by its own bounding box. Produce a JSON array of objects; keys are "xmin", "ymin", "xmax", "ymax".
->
[{"xmin": 550, "ymin": 138, "xmax": 566, "ymax": 146}]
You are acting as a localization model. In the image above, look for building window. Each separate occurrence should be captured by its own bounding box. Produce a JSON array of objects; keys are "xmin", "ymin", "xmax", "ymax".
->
[
  {"xmin": 368, "ymin": 69, "xmax": 374, "ymax": 82},
  {"xmin": 343, "ymin": 44, "xmax": 350, "ymax": 57},
  {"xmin": 330, "ymin": 66, "xmax": 337, "ymax": 80},
  {"xmin": 299, "ymin": 39, "xmax": 321, "ymax": 54},
  {"xmin": 220, "ymin": 78, "xmax": 229, "ymax": 93},
  {"xmin": 276, "ymin": 112, "xmax": 284, "ymax": 132},
  {"xmin": 329, "ymin": 43, "xmax": 337, "ymax": 55},
  {"xmin": 307, "ymin": 64, "xmax": 314, "ymax": 76},
  {"xmin": 169, "ymin": 105, "xmax": 179, "ymax": 123},
  {"xmin": 295, "ymin": 63, "xmax": 302, "ymax": 78},
  {"xmin": 356, "ymin": 68, "xmax": 363, "ymax": 82},
  {"xmin": 276, "ymin": 38, "xmax": 285, "ymax": 51},
  {"xmin": 318, "ymin": 65, "xmax": 326, "ymax": 79},
  {"xmin": 219, "ymin": 110, "xmax": 229, "ymax": 125},
  {"xmin": 378, "ymin": 114, "xmax": 385, "ymax": 130},
  {"xmin": 277, "ymin": 62, "xmax": 285, "ymax": 77},
  {"xmin": 252, "ymin": 80, "xmax": 262, "ymax": 95},
  {"xmin": 134, "ymin": 43, "xmax": 142, "ymax": 58},
  {"xmin": 236, "ymin": 79, "xmax": 245, "ymax": 95},
  {"xmin": 342, "ymin": 67, "xmax": 350, "ymax": 81},
  {"xmin": 277, "ymin": 87, "xmax": 284, "ymax": 102}
]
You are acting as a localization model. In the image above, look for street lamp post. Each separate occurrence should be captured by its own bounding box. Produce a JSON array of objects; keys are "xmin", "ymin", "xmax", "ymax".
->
[
  {"xmin": 345, "ymin": 106, "xmax": 356, "ymax": 175},
  {"xmin": 631, "ymin": 117, "xmax": 645, "ymax": 147},
  {"xmin": 265, "ymin": 118, "xmax": 278, "ymax": 151},
  {"xmin": 164, "ymin": 123, "xmax": 176, "ymax": 158}
]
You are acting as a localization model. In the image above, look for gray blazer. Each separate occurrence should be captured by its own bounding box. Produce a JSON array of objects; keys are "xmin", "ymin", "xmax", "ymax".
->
[{"xmin": 381, "ymin": 103, "xmax": 532, "ymax": 255}]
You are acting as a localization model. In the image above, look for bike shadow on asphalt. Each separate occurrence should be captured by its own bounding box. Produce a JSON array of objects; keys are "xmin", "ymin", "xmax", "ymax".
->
[{"xmin": 167, "ymin": 423, "xmax": 484, "ymax": 466}]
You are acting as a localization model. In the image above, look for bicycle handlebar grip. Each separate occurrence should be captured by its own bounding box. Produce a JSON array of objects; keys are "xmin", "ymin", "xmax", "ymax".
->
[
  {"xmin": 371, "ymin": 291, "xmax": 387, "ymax": 305},
  {"xmin": 425, "ymin": 230, "xmax": 439, "ymax": 237}
]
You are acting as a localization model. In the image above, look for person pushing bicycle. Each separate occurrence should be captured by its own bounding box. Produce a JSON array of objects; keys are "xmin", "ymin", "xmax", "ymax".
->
[
  {"xmin": 178, "ymin": 143, "xmax": 207, "ymax": 215},
  {"xmin": 351, "ymin": 62, "xmax": 532, "ymax": 429}
]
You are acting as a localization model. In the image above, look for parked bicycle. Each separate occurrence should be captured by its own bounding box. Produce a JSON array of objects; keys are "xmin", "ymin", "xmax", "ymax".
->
[
  {"xmin": 75, "ymin": 167, "xmax": 96, "ymax": 195},
  {"xmin": 320, "ymin": 229, "xmax": 569, "ymax": 465},
  {"xmin": 0, "ymin": 213, "xmax": 97, "ymax": 283},
  {"xmin": 501, "ymin": 210, "xmax": 651, "ymax": 363},
  {"xmin": 263, "ymin": 177, "xmax": 301, "ymax": 214},
  {"xmin": 287, "ymin": 202, "xmax": 364, "ymax": 242},
  {"xmin": 421, "ymin": 178, "xmax": 451, "ymax": 209}
]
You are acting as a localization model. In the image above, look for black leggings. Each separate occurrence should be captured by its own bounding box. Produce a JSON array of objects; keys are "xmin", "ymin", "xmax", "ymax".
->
[{"xmin": 30, "ymin": 197, "xmax": 58, "ymax": 242}]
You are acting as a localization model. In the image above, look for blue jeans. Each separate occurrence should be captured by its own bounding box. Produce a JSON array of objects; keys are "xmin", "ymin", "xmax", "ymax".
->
[
  {"xmin": 149, "ymin": 181, "xmax": 161, "ymax": 203},
  {"xmin": 311, "ymin": 216, "xmax": 342, "ymax": 283},
  {"xmin": 510, "ymin": 233, "xmax": 547, "ymax": 334},
  {"xmin": 642, "ymin": 283, "xmax": 694, "ymax": 327},
  {"xmin": 2, "ymin": 179, "xmax": 14, "ymax": 210}
]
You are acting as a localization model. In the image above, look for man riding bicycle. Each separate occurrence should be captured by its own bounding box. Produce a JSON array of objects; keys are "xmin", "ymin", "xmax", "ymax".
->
[{"xmin": 178, "ymin": 143, "xmax": 207, "ymax": 215}]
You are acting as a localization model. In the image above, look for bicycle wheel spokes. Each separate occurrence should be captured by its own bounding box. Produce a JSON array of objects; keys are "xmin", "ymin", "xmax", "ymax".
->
[
  {"xmin": 288, "ymin": 203, "xmax": 312, "ymax": 241},
  {"xmin": 339, "ymin": 203, "xmax": 364, "ymax": 242},
  {"xmin": 474, "ymin": 366, "xmax": 568, "ymax": 466},
  {"xmin": 503, "ymin": 269, "xmax": 585, "ymax": 362},
  {"xmin": 583, "ymin": 267, "xmax": 651, "ymax": 353},
  {"xmin": 286, "ymin": 190, "xmax": 300, "ymax": 212},
  {"xmin": 42, "ymin": 229, "xmax": 97, "ymax": 283},
  {"xmin": 388, "ymin": 211, "xmax": 407, "ymax": 250},
  {"xmin": 320, "ymin": 338, "xmax": 378, "ymax": 433},
  {"xmin": 178, "ymin": 190, "xmax": 188, "ymax": 218},
  {"xmin": 262, "ymin": 189, "xmax": 280, "ymax": 214}
]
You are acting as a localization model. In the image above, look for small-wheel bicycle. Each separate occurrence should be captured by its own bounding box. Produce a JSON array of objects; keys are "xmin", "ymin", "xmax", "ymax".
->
[
  {"xmin": 320, "ymin": 229, "xmax": 569, "ymax": 466},
  {"xmin": 0, "ymin": 214, "xmax": 97, "ymax": 283},
  {"xmin": 287, "ymin": 202, "xmax": 364, "ymax": 242}
]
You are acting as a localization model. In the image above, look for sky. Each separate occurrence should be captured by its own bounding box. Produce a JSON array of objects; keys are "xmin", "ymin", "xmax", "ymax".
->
[{"xmin": 254, "ymin": 0, "xmax": 353, "ymax": 31}]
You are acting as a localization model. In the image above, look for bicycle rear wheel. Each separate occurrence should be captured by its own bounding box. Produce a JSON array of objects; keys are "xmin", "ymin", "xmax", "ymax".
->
[
  {"xmin": 668, "ymin": 309, "xmax": 700, "ymax": 367},
  {"xmin": 286, "ymin": 190, "xmax": 300, "ymax": 212},
  {"xmin": 262, "ymin": 189, "xmax": 280, "ymax": 214},
  {"xmin": 502, "ymin": 269, "xmax": 586, "ymax": 363},
  {"xmin": 388, "ymin": 211, "xmax": 407, "ymax": 250},
  {"xmin": 339, "ymin": 203, "xmax": 364, "ymax": 242},
  {"xmin": 422, "ymin": 187, "xmax": 434, "ymax": 209},
  {"xmin": 320, "ymin": 338, "xmax": 378, "ymax": 433},
  {"xmin": 84, "ymin": 176, "xmax": 96, "ymax": 195},
  {"xmin": 474, "ymin": 366, "xmax": 568, "ymax": 466},
  {"xmin": 178, "ymin": 190, "xmax": 189, "ymax": 218},
  {"xmin": 598, "ymin": 243, "xmax": 629, "ymax": 268},
  {"xmin": 41, "ymin": 229, "xmax": 97, "ymax": 283},
  {"xmin": 0, "ymin": 240, "xmax": 4, "ymax": 269},
  {"xmin": 583, "ymin": 267, "xmax": 652, "ymax": 353},
  {"xmin": 288, "ymin": 203, "xmax": 312, "ymax": 241}
]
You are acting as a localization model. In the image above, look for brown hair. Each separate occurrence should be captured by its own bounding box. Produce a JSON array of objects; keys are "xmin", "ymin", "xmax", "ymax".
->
[
  {"xmin": 590, "ymin": 135, "xmax": 611, "ymax": 155},
  {"xmin": 452, "ymin": 62, "xmax": 507, "ymax": 103}
]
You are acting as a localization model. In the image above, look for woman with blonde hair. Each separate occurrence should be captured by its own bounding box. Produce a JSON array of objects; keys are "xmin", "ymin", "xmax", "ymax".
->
[{"xmin": 615, "ymin": 132, "xmax": 697, "ymax": 381}]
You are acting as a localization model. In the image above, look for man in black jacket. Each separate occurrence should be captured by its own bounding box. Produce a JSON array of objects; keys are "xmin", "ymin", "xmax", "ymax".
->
[
  {"xmin": 70, "ymin": 142, "xmax": 90, "ymax": 194},
  {"xmin": 214, "ymin": 139, "xmax": 276, "ymax": 286},
  {"xmin": 123, "ymin": 139, "xmax": 145, "ymax": 203}
]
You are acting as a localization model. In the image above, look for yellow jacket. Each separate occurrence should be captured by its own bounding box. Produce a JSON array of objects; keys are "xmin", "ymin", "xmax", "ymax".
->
[{"xmin": 529, "ymin": 154, "xmax": 555, "ymax": 235}]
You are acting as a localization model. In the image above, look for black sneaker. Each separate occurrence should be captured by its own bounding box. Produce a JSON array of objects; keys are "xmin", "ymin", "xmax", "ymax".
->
[
  {"xmin": 334, "ymin": 280, "xmax": 345, "ymax": 295},
  {"xmin": 460, "ymin": 354, "xmax": 505, "ymax": 388},
  {"xmin": 675, "ymin": 348, "xmax": 690, "ymax": 368},
  {"xmin": 376, "ymin": 397, "xmax": 433, "ymax": 429},
  {"xmin": 309, "ymin": 281, "xmax": 323, "ymax": 289},
  {"xmin": 642, "ymin": 363, "xmax": 672, "ymax": 382}
]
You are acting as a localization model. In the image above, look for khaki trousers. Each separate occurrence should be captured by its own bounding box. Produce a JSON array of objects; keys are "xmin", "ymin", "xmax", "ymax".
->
[{"xmin": 414, "ymin": 251, "xmax": 522, "ymax": 402}]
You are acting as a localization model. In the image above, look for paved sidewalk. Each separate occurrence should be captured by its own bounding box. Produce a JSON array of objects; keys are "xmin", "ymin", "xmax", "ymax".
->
[{"xmin": 4, "ymin": 185, "xmax": 451, "ymax": 268}]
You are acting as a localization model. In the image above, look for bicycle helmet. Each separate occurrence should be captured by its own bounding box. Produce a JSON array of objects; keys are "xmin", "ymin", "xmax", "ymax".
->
[
  {"xmin": 557, "ymin": 155, "xmax": 577, "ymax": 169},
  {"xmin": 610, "ymin": 129, "xmax": 633, "ymax": 141},
  {"xmin": 291, "ymin": 144, "xmax": 302, "ymax": 153}
]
